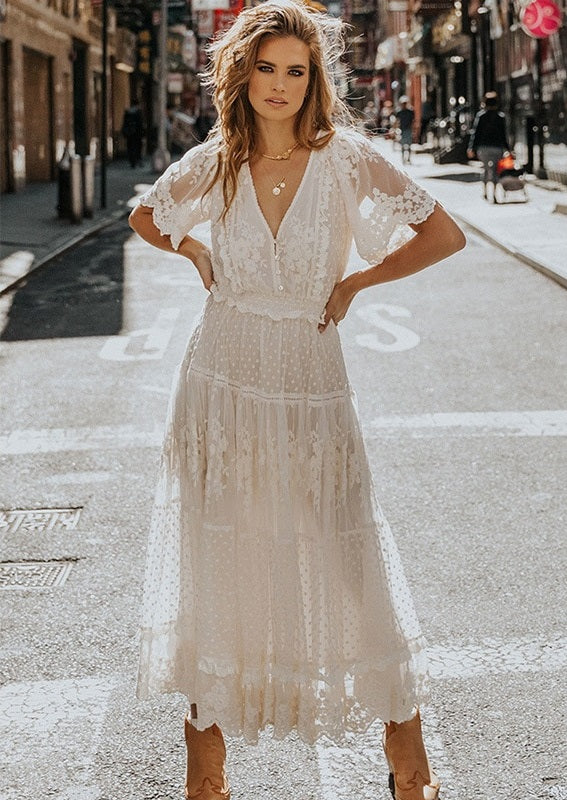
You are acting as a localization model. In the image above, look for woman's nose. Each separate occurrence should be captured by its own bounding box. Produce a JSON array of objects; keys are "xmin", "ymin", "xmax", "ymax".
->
[{"xmin": 272, "ymin": 75, "xmax": 285, "ymax": 92}]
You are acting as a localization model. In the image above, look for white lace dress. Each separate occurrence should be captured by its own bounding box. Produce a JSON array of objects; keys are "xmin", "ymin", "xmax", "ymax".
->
[{"xmin": 135, "ymin": 128, "xmax": 436, "ymax": 745}]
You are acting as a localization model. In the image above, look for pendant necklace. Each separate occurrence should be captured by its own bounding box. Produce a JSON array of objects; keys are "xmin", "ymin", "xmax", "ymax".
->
[{"xmin": 271, "ymin": 176, "xmax": 286, "ymax": 196}]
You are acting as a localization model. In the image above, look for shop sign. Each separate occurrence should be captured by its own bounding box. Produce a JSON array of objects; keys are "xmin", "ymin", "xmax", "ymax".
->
[
  {"xmin": 137, "ymin": 29, "xmax": 152, "ymax": 75},
  {"xmin": 193, "ymin": 0, "xmax": 230, "ymax": 8},
  {"xmin": 167, "ymin": 31, "xmax": 185, "ymax": 71},
  {"xmin": 214, "ymin": 8, "xmax": 239, "ymax": 34},
  {"xmin": 196, "ymin": 9, "xmax": 214, "ymax": 36},
  {"xmin": 182, "ymin": 30, "xmax": 198, "ymax": 70},
  {"xmin": 520, "ymin": 0, "xmax": 561, "ymax": 38}
]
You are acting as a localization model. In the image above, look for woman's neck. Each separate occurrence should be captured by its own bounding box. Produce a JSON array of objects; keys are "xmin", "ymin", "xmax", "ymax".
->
[{"xmin": 253, "ymin": 117, "xmax": 298, "ymax": 158}]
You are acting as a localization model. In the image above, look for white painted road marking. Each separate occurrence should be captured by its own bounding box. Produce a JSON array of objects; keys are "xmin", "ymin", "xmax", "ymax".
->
[
  {"xmin": 2, "ymin": 409, "xmax": 565, "ymax": 456},
  {"xmin": 428, "ymin": 635, "xmax": 567, "ymax": 679},
  {"xmin": 0, "ymin": 676, "xmax": 117, "ymax": 800},
  {"xmin": 1, "ymin": 635, "xmax": 564, "ymax": 797},
  {"xmin": 370, "ymin": 409, "xmax": 567, "ymax": 437},
  {"xmin": 99, "ymin": 307, "xmax": 180, "ymax": 361},
  {"xmin": 355, "ymin": 303, "xmax": 421, "ymax": 352},
  {"xmin": 317, "ymin": 633, "xmax": 567, "ymax": 799},
  {"xmin": 0, "ymin": 423, "xmax": 162, "ymax": 455}
]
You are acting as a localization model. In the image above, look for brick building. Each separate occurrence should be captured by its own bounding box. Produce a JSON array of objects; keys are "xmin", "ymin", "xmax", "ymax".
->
[{"xmin": 0, "ymin": 0, "xmax": 143, "ymax": 193}]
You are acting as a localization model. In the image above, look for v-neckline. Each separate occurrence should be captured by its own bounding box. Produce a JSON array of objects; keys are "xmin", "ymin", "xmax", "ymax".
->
[{"xmin": 246, "ymin": 149, "xmax": 314, "ymax": 241}]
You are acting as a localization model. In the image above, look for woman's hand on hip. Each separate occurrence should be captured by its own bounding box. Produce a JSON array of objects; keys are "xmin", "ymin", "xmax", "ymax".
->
[
  {"xmin": 181, "ymin": 241, "xmax": 215, "ymax": 291},
  {"xmin": 318, "ymin": 273, "xmax": 360, "ymax": 332}
]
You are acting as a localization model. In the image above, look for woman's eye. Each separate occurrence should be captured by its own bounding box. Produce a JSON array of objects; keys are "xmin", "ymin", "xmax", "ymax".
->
[
  {"xmin": 258, "ymin": 65, "xmax": 272, "ymax": 72},
  {"xmin": 289, "ymin": 70, "xmax": 305, "ymax": 77}
]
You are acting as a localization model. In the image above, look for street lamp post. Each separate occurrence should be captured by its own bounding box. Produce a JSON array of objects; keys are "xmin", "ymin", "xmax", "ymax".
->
[
  {"xmin": 101, "ymin": 0, "xmax": 108, "ymax": 209},
  {"xmin": 152, "ymin": 0, "xmax": 171, "ymax": 172},
  {"xmin": 534, "ymin": 37, "xmax": 547, "ymax": 178}
]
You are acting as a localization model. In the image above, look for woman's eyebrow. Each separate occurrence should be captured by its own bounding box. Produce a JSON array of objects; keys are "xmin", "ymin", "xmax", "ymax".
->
[{"xmin": 255, "ymin": 59, "xmax": 307, "ymax": 69}]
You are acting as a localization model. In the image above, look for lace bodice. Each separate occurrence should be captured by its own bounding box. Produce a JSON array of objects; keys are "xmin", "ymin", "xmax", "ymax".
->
[{"xmin": 137, "ymin": 129, "xmax": 435, "ymax": 323}]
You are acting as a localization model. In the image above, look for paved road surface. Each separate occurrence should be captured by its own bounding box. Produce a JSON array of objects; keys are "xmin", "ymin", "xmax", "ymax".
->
[{"xmin": 0, "ymin": 216, "xmax": 565, "ymax": 800}]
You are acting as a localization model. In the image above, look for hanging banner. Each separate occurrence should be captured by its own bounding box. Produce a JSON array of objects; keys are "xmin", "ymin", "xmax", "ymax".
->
[{"xmin": 520, "ymin": 0, "xmax": 561, "ymax": 38}]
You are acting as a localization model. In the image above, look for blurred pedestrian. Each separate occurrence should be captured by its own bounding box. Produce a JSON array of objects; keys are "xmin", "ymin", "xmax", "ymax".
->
[
  {"xmin": 467, "ymin": 91, "xmax": 509, "ymax": 203},
  {"xmin": 419, "ymin": 95, "xmax": 434, "ymax": 144},
  {"xmin": 121, "ymin": 98, "xmax": 144, "ymax": 168},
  {"xmin": 396, "ymin": 95, "xmax": 414, "ymax": 164},
  {"xmin": 129, "ymin": 1, "xmax": 464, "ymax": 798},
  {"xmin": 379, "ymin": 99, "xmax": 394, "ymax": 134}
]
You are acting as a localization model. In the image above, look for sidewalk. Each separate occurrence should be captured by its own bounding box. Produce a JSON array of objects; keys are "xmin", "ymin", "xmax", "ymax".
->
[
  {"xmin": 373, "ymin": 138, "xmax": 567, "ymax": 289},
  {"xmin": 1, "ymin": 145, "xmax": 566, "ymax": 296},
  {"xmin": 0, "ymin": 159, "xmax": 155, "ymax": 294}
]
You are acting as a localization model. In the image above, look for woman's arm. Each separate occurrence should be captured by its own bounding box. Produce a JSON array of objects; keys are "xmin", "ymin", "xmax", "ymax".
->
[
  {"xmin": 320, "ymin": 203, "xmax": 465, "ymax": 330},
  {"xmin": 129, "ymin": 204, "xmax": 214, "ymax": 289}
]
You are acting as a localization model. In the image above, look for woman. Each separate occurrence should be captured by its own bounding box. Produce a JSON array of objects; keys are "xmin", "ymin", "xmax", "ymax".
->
[
  {"xmin": 129, "ymin": 2, "xmax": 465, "ymax": 798},
  {"xmin": 467, "ymin": 91, "xmax": 510, "ymax": 203}
]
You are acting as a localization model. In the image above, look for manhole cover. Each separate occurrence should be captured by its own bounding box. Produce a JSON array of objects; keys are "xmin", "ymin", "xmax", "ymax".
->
[
  {"xmin": 0, "ymin": 507, "xmax": 82, "ymax": 534},
  {"xmin": 0, "ymin": 560, "xmax": 74, "ymax": 588}
]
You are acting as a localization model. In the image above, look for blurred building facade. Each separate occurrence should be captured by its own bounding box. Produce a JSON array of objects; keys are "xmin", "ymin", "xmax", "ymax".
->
[
  {"xmin": 373, "ymin": 0, "xmax": 566, "ymax": 180},
  {"xmin": 0, "ymin": 0, "xmax": 153, "ymax": 192}
]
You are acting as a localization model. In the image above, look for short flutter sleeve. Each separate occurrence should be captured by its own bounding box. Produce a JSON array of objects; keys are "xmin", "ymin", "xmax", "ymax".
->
[
  {"xmin": 136, "ymin": 141, "xmax": 218, "ymax": 250},
  {"xmin": 332, "ymin": 129, "xmax": 436, "ymax": 264}
]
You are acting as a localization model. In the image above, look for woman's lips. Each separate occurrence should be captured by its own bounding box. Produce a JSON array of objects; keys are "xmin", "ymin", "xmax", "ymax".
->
[{"xmin": 265, "ymin": 98, "xmax": 288, "ymax": 107}]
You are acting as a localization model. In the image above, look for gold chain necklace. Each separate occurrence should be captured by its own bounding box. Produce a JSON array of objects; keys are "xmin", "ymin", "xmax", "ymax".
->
[{"xmin": 261, "ymin": 142, "xmax": 299, "ymax": 161}]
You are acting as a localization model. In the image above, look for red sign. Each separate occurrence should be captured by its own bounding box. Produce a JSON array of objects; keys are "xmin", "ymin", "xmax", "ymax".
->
[
  {"xmin": 520, "ymin": 0, "xmax": 561, "ymax": 38},
  {"xmin": 213, "ymin": 0, "xmax": 243, "ymax": 33}
]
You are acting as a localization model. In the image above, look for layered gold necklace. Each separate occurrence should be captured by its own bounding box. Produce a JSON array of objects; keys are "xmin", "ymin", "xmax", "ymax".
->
[{"xmin": 260, "ymin": 142, "xmax": 299, "ymax": 195}]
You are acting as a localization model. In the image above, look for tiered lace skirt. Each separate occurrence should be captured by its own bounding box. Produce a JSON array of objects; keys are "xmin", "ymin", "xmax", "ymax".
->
[{"xmin": 136, "ymin": 291, "xmax": 428, "ymax": 744}]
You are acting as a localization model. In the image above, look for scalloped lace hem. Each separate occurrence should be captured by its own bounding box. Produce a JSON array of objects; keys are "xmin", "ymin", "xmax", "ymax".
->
[{"xmin": 136, "ymin": 634, "xmax": 429, "ymax": 745}]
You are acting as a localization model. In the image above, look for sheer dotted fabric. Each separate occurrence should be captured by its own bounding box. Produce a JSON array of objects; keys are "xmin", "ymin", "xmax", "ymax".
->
[{"xmin": 136, "ymin": 128, "xmax": 436, "ymax": 745}]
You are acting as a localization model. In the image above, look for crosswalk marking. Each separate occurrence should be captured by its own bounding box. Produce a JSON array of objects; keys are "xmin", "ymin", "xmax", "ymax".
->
[
  {"xmin": 2, "ymin": 409, "xmax": 565, "ymax": 456},
  {"xmin": 317, "ymin": 633, "xmax": 567, "ymax": 799},
  {"xmin": 370, "ymin": 409, "xmax": 567, "ymax": 437},
  {"xmin": 0, "ymin": 676, "xmax": 117, "ymax": 800},
  {"xmin": 0, "ymin": 423, "xmax": 162, "ymax": 455},
  {"xmin": 2, "ymin": 633, "xmax": 564, "ymax": 798}
]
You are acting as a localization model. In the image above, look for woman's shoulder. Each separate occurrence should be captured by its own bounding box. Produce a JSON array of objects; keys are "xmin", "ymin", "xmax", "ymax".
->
[
  {"xmin": 327, "ymin": 126, "xmax": 390, "ymax": 169},
  {"xmin": 176, "ymin": 135, "xmax": 221, "ymax": 172}
]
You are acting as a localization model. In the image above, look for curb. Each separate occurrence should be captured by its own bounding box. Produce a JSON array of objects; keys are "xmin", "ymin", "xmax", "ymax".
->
[
  {"xmin": 451, "ymin": 211, "xmax": 567, "ymax": 291},
  {"xmin": 0, "ymin": 206, "xmax": 130, "ymax": 297}
]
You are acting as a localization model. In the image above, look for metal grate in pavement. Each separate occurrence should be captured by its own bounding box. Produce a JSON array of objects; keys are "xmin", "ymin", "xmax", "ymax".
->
[
  {"xmin": 0, "ymin": 507, "xmax": 82, "ymax": 534},
  {"xmin": 0, "ymin": 560, "xmax": 74, "ymax": 589}
]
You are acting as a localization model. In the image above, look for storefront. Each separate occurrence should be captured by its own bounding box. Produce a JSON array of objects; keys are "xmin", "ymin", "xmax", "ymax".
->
[{"xmin": 1, "ymin": 0, "xmax": 109, "ymax": 191}]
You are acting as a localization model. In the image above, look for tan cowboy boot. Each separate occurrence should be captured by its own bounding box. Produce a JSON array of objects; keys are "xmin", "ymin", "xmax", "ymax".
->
[
  {"xmin": 184, "ymin": 716, "xmax": 231, "ymax": 799},
  {"xmin": 383, "ymin": 710, "xmax": 440, "ymax": 800}
]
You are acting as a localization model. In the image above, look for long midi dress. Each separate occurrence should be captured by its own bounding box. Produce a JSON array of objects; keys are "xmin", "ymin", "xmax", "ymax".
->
[{"xmin": 135, "ymin": 128, "xmax": 437, "ymax": 745}]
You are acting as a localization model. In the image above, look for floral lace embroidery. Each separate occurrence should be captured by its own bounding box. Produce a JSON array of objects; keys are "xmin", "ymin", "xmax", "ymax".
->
[{"xmin": 136, "ymin": 129, "xmax": 437, "ymax": 744}]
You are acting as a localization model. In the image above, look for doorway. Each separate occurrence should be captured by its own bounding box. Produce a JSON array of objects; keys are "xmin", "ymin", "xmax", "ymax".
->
[{"xmin": 23, "ymin": 47, "xmax": 54, "ymax": 182}]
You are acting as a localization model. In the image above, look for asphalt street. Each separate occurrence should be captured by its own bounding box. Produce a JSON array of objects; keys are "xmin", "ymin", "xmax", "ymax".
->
[{"xmin": 0, "ymin": 213, "xmax": 566, "ymax": 800}]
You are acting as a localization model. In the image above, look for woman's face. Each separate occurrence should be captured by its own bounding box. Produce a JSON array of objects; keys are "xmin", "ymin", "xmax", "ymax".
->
[{"xmin": 247, "ymin": 35, "xmax": 311, "ymax": 126}]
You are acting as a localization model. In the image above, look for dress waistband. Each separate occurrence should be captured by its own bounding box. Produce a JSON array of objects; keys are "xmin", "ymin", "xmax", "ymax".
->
[{"xmin": 209, "ymin": 283, "xmax": 325, "ymax": 324}]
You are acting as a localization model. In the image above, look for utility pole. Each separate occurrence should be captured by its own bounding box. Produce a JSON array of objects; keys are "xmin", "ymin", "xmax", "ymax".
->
[
  {"xmin": 152, "ymin": 0, "xmax": 171, "ymax": 172},
  {"xmin": 534, "ymin": 38, "xmax": 547, "ymax": 179},
  {"xmin": 101, "ymin": 0, "xmax": 108, "ymax": 208}
]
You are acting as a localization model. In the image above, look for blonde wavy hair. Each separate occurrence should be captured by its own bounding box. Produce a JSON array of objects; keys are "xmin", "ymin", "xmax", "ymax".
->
[{"xmin": 202, "ymin": 0, "xmax": 349, "ymax": 216}]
